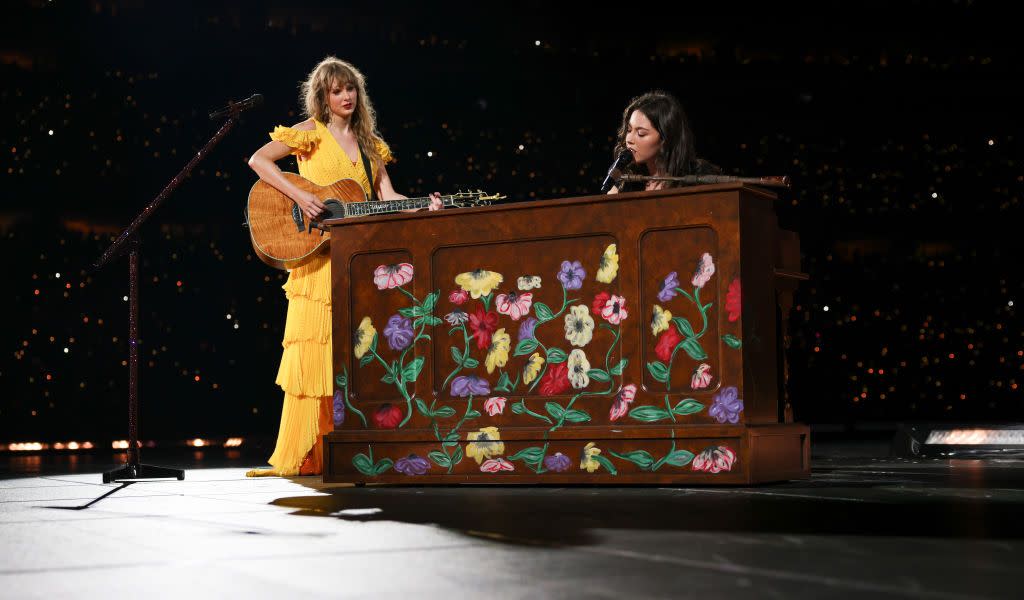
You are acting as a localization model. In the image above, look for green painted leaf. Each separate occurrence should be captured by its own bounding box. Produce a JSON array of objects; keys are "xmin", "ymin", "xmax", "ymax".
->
[
  {"xmin": 495, "ymin": 371, "xmax": 512, "ymax": 392},
  {"xmin": 723, "ymin": 334, "xmax": 742, "ymax": 349},
  {"xmin": 422, "ymin": 290, "xmax": 439, "ymax": 313},
  {"xmin": 672, "ymin": 399, "xmax": 705, "ymax": 416},
  {"xmin": 359, "ymin": 353, "xmax": 373, "ymax": 368},
  {"xmin": 562, "ymin": 409, "xmax": 591, "ymax": 423},
  {"xmin": 610, "ymin": 449, "xmax": 655, "ymax": 470},
  {"xmin": 335, "ymin": 374, "xmax": 347, "ymax": 387},
  {"xmin": 402, "ymin": 356, "xmax": 425, "ymax": 383},
  {"xmin": 545, "ymin": 402, "xmax": 566, "ymax": 420},
  {"xmin": 672, "ymin": 317, "xmax": 696, "ymax": 338},
  {"xmin": 510, "ymin": 400, "xmax": 527, "ymax": 415},
  {"xmin": 372, "ymin": 458, "xmax": 394, "ymax": 475},
  {"xmin": 587, "ymin": 368, "xmax": 611, "ymax": 383},
  {"xmin": 414, "ymin": 315, "xmax": 442, "ymax": 328},
  {"xmin": 534, "ymin": 302, "xmax": 555, "ymax": 322},
  {"xmin": 509, "ymin": 446, "xmax": 545, "ymax": 464},
  {"xmin": 514, "ymin": 337, "xmax": 539, "ymax": 356},
  {"xmin": 593, "ymin": 454, "xmax": 618, "ymax": 475},
  {"xmin": 464, "ymin": 357, "xmax": 480, "ymax": 369},
  {"xmin": 399, "ymin": 306, "xmax": 419, "ymax": 318},
  {"xmin": 628, "ymin": 405, "xmax": 673, "ymax": 422},
  {"xmin": 369, "ymin": 332, "xmax": 378, "ymax": 354},
  {"xmin": 415, "ymin": 398, "xmax": 432, "ymax": 417},
  {"xmin": 681, "ymin": 337, "xmax": 708, "ymax": 361},
  {"xmin": 646, "ymin": 361, "xmax": 670, "ymax": 383},
  {"xmin": 451, "ymin": 446, "xmax": 464, "ymax": 465},
  {"xmin": 433, "ymin": 406, "xmax": 457, "ymax": 418},
  {"xmin": 428, "ymin": 450, "xmax": 451, "ymax": 468},
  {"xmin": 445, "ymin": 432, "xmax": 460, "ymax": 444},
  {"xmin": 451, "ymin": 346, "xmax": 463, "ymax": 364},
  {"xmin": 663, "ymin": 449, "xmax": 695, "ymax": 467},
  {"xmin": 609, "ymin": 359, "xmax": 628, "ymax": 376},
  {"xmin": 547, "ymin": 347, "xmax": 568, "ymax": 363},
  {"xmin": 352, "ymin": 453, "xmax": 374, "ymax": 476},
  {"xmin": 381, "ymin": 372, "xmax": 396, "ymax": 384},
  {"xmin": 466, "ymin": 409, "xmax": 482, "ymax": 419}
]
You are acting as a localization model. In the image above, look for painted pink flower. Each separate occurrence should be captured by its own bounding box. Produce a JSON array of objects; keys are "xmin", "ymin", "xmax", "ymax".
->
[
  {"xmin": 449, "ymin": 289, "xmax": 469, "ymax": 305},
  {"xmin": 609, "ymin": 383, "xmax": 637, "ymax": 421},
  {"xmin": 690, "ymin": 363, "xmax": 712, "ymax": 390},
  {"xmin": 480, "ymin": 458, "xmax": 515, "ymax": 473},
  {"xmin": 691, "ymin": 253, "xmax": 715, "ymax": 289},
  {"xmin": 374, "ymin": 263, "xmax": 414, "ymax": 290},
  {"xmin": 600, "ymin": 294, "xmax": 628, "ymax": 325},
  {"xmin": 495, "ymin": 291, "xmax": 534, "ymax": 321},
  {"xmin": 692, "ymin": 446, "xmax": 737, "ymax": 473},
  {"xmin": 726, "ymin": 278, "xmax": 741, "ymax": 322},
  {"xmin": 484, "ymin": 396, "xmax": 507, "ymax": 416}
]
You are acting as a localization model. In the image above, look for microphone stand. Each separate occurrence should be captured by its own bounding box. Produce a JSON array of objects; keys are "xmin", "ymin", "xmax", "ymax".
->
[{"xmin": 94, "ymin": 113, "xmax": 240, "ymax": 483}]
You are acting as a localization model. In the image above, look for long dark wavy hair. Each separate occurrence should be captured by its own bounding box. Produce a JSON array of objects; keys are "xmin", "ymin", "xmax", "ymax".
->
[{"xmin": 613, "ymin": 90, "xmax": 697, "ymax": 189}]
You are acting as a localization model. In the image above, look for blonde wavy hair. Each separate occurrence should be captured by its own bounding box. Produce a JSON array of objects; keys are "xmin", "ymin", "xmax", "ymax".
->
[{"xmin": 301, "ymin": 56, "xmax": 388, "ymax": 170}]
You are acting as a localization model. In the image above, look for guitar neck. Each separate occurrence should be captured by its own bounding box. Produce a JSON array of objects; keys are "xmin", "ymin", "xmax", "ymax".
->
[{"xmin": 344, "ymin": 195, "xmax": 462, "ymax": 217}]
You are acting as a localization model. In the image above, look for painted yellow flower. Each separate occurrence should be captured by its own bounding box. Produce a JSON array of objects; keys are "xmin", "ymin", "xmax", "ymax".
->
[
  {"xmin": 596, "ymin": 243, "xmax": 619, "ymax": 283},
  {"xmin": 455, "ymin": 269, "xmax": 504, "ymax": 299},
  {"xmin": 651, "ymin": 304, "xmax": 672, "ymax": 336},
  {"xmin": 580, "ymin": 442, "xmax": 602, "ymax": 473},
  {"xmin": 522, "ymin": 352, "xmax": 545, "ymax": 385},
  {"xmin": 485, "ymin": 328, "xmax": 511, "ymax": 374},
  {"xmin": 466, "ymin": 426, "xmax": 505, "ymax": 464},
  {"xmin": 353, "ymin": 316, "xmax": 376, "ymax": 359}
]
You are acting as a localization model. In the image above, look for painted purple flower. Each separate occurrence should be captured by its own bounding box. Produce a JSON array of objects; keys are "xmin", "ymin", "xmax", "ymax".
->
[
  {"xmin": 709, "ymin": 386, "xmax": 744, "ymax": 424},
  {"xmin": 518, "ymin": 316, "xmax": 539, "ymax": 341},
  {"xmin": 451, "ymin": 375, "xmax": 490, "ymax": 397},
  {"xmin": 394, "ymin": 454, "xmax": 431, "ymax": 476},
  {"xmin": 543, "ymin": 452, "xmax": 572, "ymax": 472},
  {"xmin": 557, "ymin": 260, "xmax": 586, "ymax": 290},
  {"xmin": 445, "ymin": 309, "xmax": 469, "ymax": 326},
  {"xmin": 332, "ymin": 389, "xmax": 345, "ymax": 426},
  {"xmin": 658, "ymin": 271, "xmax": 679, "ymax": 302},
  {"xmin": 383, "ymin": 314, "xmax": 415, "ymax": 351}
]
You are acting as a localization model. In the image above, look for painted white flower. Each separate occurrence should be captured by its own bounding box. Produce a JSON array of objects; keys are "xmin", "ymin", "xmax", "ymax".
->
[
  {"xmin": 563, "ymin": 305, "xmax": 595, "ymax": 347},
  {"xmin": 567, "ymin": 349, "xmax": 591, "ymax": 389},
  {"xmin": 517, "ymin": 275, "xmax": 542, "ymax": 291}
]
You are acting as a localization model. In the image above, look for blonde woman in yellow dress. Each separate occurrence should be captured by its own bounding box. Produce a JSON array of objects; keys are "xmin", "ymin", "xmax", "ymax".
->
[{"xmin": 246, "ymin": 56, "xmax": 441, "ymax": 477}]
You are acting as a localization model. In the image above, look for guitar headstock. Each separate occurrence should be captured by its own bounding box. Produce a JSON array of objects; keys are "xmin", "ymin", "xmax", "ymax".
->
[{"xmin": 447, "ymin": 189, "xmax": 507, "ymax": 208}]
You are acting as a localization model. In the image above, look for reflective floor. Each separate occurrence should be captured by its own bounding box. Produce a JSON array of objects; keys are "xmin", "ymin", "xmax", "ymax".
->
[{"xmin": 1, "ymin": 440, "xmax": 1021, "ymax": 599}]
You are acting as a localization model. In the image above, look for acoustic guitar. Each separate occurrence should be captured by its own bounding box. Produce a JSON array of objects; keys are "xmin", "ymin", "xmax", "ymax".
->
[{"xmin": 245, "ymin": 172, "xmax": 503, "ymax": 270}]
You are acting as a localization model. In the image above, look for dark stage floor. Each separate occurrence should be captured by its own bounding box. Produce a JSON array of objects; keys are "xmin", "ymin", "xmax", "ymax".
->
[{"xmin": 1, "ymin": 438, "xmax": 1021, "ymax": 599}]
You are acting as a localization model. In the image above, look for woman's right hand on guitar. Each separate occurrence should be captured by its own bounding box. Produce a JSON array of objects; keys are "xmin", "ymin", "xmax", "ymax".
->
[{"xmin": 294, "ymin": 190, "xmax": 327, "ymax": 221}]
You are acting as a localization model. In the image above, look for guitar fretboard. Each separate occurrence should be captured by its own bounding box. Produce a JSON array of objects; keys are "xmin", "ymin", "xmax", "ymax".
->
[{"xmin": 345, "ymin": 196, "xmax": 461, "ymax": 217}]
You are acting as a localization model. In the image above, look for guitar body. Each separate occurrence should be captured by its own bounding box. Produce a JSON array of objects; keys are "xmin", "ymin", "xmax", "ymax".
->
[{"xmin": 246, "ymin": 172, "xmax": 367, "ymax": 270}]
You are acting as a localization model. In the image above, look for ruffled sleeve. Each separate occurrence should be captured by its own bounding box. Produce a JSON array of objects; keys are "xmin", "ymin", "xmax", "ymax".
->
[
  {"xmin": 270, "ymin": 125, "xmax": 320, "ymax": 156},
  {"xmin": 375, "ymin": 139, "xmax": 394, "ymax": 164}
]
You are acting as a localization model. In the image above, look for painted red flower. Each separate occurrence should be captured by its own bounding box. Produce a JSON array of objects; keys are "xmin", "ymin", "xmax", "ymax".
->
[
  {"xmin": 373, "ymin": 403, "xmax": 402, "ymax": 429},
  {"xmin": 449, "ymin": 289, "xmax": 469, "ymax": 305},
  {"xmin": 726, "ymin": 278, "xmax": 741, "ymax": 322},
  {"xmin": 538, "ymin": 362, "xmax": 571, "ymax": 396},
  {"xmin": 467, "ymin": 307, "xmax": 500, "ymax": 350},
  {"xmin": 592, "ymin": 291, "xmax": 611, "ymax": 316},
  {"xmin": 655, "ymin": 328, "xmax": 683, "ymax": 362}
]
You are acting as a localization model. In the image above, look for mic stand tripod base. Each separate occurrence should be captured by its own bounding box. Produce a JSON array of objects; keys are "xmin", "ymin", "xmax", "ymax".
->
[{"xmin": 103, "ymin": 463, "xmax": 185, "ymax": 483}]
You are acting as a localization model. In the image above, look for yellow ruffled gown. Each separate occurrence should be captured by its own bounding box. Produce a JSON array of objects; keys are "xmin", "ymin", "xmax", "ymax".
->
[{"xmin": 247, "ymin": 120, "xmax": 392, "ymax": 477}]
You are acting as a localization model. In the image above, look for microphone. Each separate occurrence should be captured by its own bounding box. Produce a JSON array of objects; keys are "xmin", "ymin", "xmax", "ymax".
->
[
  {"xmin": 209, "ymin": 94, "xmax": 264, "ymax": 120},
  {"xmin": 600, "ymin": 149, "xmax": 633, "ymax": 193}
]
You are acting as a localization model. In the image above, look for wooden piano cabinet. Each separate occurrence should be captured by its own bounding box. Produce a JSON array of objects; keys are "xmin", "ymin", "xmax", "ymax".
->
[{"xmin": 323, "ymin": 184, "xmax": 809, "ymax": 484}]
